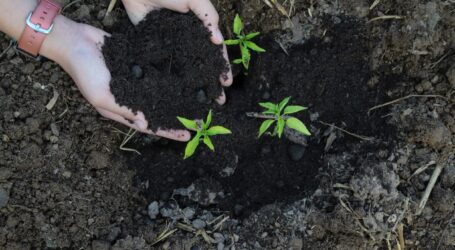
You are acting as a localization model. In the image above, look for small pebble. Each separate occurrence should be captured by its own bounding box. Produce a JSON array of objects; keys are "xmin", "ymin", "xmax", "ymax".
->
[
  {"xmin": 261, "ymin": 91, "xmax": 271, "ymax": 100},
  {"xmin": 131, "ymin": 65, "xmax": 143, "ymax": 79},
  {"xmin": 260, "ymin": 145, "xmax": 272, "ymax": 155},
  {"xmin": 147, "ymin": 201, "xmax": 159, "ymax": 219},
  {"xmin": 22, "ymin": 63, "xmax": 35, "ymax": 74},
  {"xmin": 196, "ymin": 89, "xmax": 207, "ymax": 104},
  {"xmin": 0, "ymin": 187, "xmax": 9, "ymax": 208},
  {"xmin": 288, "ymin": 144, "xmax": 305, "ymax": 161},
  {"xmin": 234, "ymin": 204, "xmax": 244, "ymax": 216},
  {"xmin": 192, "ymin": 219, "xmax": 206, "ymax": 229}
]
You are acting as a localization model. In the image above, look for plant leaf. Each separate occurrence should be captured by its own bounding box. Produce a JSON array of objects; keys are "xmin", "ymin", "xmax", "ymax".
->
[
  {"xmin": 283, "ymin": 105, "xmax": 307, "ymax": 115},
  {"xmin": 245, "ymin": 32, "xmax": 261, "ymax": 40},
  {"xmin": 259, "ymin": 102, "xmax": 276, "ymax": 111},
  {"xmin": 240, "ymin": 45, "xmax": 251, "ymax": 69},
  {"xmin": 286, "ymin": 117, "xmax": 311, "ymax": 136},
  {"xmin": 184, "ymin": 134, "xmax": 201, "ymax": 159},
  {"xmin": 205, "ymin": 110, "xmax": 212, "ymax": 129},
  {"xmin": 224, "ymin": 39, "xmax": 240, "ymax": 45},
  {"xmin": 177, "ymin": 116, "xmax": 198, "ymax": 130},
  {"xmin": 206, "ymin": 126, "xmax": 232, "ymax": 136},
  {"xmin": 233, "ymin": 58, "xmax": 243, "ymax": 64},
  {"xmin": 277, "ymin": 118, "xmax": 285, "ymax": 138},
  {"xmin": 203, "ymin": 136, "xmax": 215, "ymax": 151},
  {"xmin": 245, "ymin": 41, "xmax": 266, "ymax": 52},
  {"xmin": 278, "ymin": 97, "xmax": 291, "ymax": 112},
  {"xmin": 233, "ymin": 14, "xmax": 243, "ymax": 35},
  {"xmin": 258, "ymin": 119, "xmax": 275, "ymax": 138}
]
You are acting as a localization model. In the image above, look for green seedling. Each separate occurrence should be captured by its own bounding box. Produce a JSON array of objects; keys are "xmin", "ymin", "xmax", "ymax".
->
[
  {"xmin": 177, "ymin": 110, "xmax": 231, "ymax": 159},
  {"xmin": 256, "ymin": 97, "xmax": 311, "ymax": 138},
  {"xmin": 224, "ymin": 14, "xmax": 265, "ymax": 70}
]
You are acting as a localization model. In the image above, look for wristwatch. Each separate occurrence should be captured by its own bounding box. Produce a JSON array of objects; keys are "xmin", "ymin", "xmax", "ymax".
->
[{"xmin": 15, "ymin": 0, "xmax": 61, "ymax": 59}]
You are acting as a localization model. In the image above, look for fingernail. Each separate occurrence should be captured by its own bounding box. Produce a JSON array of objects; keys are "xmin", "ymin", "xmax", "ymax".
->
[
  {"xmin": 214, "ymin": 29, "xmax": 224, "ymax": 43},
  {"xmin": 135, "ymin": 120, "xmax": 147, "ymax": 130}
]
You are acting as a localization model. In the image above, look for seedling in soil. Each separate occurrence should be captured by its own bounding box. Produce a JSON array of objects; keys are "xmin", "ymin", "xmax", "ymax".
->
[
  {"xmin": 224, "ymin": 14, "xmax": 265, "ymax": 70},
  {"xmin": 177, "ymin": 110, "xmax": 231, "ymax": 159},
  {"xmin": 248, "ymin": 97, "xmax": 311, "ymax": 138}
]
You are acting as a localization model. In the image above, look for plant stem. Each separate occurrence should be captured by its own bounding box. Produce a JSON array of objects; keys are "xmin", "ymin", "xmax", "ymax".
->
[{"xmin": 246, "ymin": 112, "xmax": 290, "ymax": 119}]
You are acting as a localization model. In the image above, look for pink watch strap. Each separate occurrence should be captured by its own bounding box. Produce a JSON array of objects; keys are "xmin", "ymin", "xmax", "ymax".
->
[{"xmin": 18, "ymin": 0, "xmax": 61, "ymax": 57}]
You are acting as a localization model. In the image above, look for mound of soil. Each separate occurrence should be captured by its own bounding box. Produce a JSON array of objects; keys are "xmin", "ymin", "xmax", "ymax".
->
[
  {"xmin": 103, "ymin": 10, "xmax": 229, "ymax": 131},
  {"xmin": 127, "ymin": 16, "xmax": 392, "ymax": 215}
]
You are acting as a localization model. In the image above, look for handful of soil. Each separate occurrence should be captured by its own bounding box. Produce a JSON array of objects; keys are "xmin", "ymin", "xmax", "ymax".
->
[{"xmin": 103, "ymin": 10, "xmax": 229, "ymax": 131}]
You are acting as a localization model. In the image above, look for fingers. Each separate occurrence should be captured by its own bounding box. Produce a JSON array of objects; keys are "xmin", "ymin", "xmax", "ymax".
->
[
  {"xmin": 215, "ymin": 88, "xmax": 226, "ymax": 105},
  {"xmin": 97, "ymin": 108, "xmax": 149, "ymax": 133},
  {"xmin": 97, "ymin": 108, "xmax": 191, "ymax": 142},
  {"xmin": 188, "ymin": 0, "xmax": 223, "ymax": 45},
  {"xmin": 155, "ymin": 129, "xmax": 191, "ymax": 142},
  {"xmin": 219, "ymin": 44, "xmax": 233, "ymax": 87}
]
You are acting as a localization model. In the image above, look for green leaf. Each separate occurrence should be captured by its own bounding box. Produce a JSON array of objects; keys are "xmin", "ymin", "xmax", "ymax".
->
[
  {"xmin": 262, "ymin": 110, "xmax": 276, "ymax": 115},
  {"xmin": 286, "ymin": 117, "xmax": 311, "ymax": 136},
  {"xmin": 259, "ymin": 102, "xmax": 276, "ymax": 111},
  {"xmin": 205, "ymin": 110, "xmax": 212, "ymax": 129},
  {"xmin": 283, "ymin": 105, "xmax": 307, "ymax": 115},
  {"xmin": 177, "ymin": 117, "xmax": 198, "ymax": 130},
  {"xmin": 233, "ymin": 14, "xmax": 243, "ymax": 35},
  {"xmin": 258, "ymin": 120, "xmax": 275, "ymax": 138},
  {"xmin": 184, "ymin": 135, "xmax": 201, "ymax": 159},
  {"xmin": 206, "ymin": 126, "xmax": 232, "ymax": 136},
  {"xmin": 277, "ymin": 118, "xmax": 285, "ymax": 138},
  {"xmin": 203, "ymin": 136, "xmax": 215, "ymax": 151},
  {"xmin": 244, "ymin": 41, "xmax": 266, "ymax": 52},
  {"xmin": 233, "ymin": 59, "xmax": 243, "ymax": 64},
  {"xmin": 224, "ymin": 39, "xmax": 240, "ymax": 45},
  {"xmin": 240, "ymin": 45, "xmax": 251, "ymax": 69},
  {"xmin": 278, "ymin": 97, "xmax": 291, "ymax": 112},
  {"xmin": 245, "ymin": 32, "xmax": 260, "ymax": 40}
]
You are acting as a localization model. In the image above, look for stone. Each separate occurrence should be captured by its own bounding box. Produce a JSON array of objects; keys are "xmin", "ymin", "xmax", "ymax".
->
[
  {"xmin": 91, "ymin": 240, "xmax": 110, "ymax": 250},
  {"xmin": 290, "ymin": 238, "xmax": 303, "ymax": 250},
  {"xmin": 0, "ymin": 168, "xmax": 12, "ymax": 181},
  {"xmin": 261, "ymin": 91, "xmax": 271, "ymax": 100},
  {"xmin": 288, "ymin": 144, "xmax": 305, "ymax": 161},
  {"xmin": 182, "ymin": 207, "xmax": 195, "ymax": 219},
  {"xmin": 0, "ymin": 187, "xmax": 9, "ymax": 208},
  {"xmin": 447, "ymin": 65, "xmax": 455, "ymax": 89},
  {"xmin": 213, "ymin": 233, "xmax": 225, "ymax": 243},
  {"xmin": 147, "ymin": 201, "xmax": 159, "ymax": 219},
  {"xmin": 234, "ymin": 204, "xmax": 244, "ymax": 216},
  {"xmin": 192, "ymin": 219, "xmax": 206, "ymax": 229},
  {"xmin": 22, "ymin": 63, "xmax": 35, "ymax": 74},
  {"xmin": 442, "ymin": 166, "xmax": 455, "ymax": 187},
  {"xmin": 86, "ymin": 151, "xmax": 109, "ymax": 169},
  {"xmin": 131, "ymin": 65, "xmax": 143, "ymax": 79},
  {"xmin": 196, "ymin": 89, "xmax": 207, "ymax": 104}
]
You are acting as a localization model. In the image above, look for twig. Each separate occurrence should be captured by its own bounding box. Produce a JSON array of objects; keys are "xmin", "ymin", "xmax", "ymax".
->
[
  {"xmin": 62, "ymin": 0, "xmax": 81, "ymax": 13},
  {"xmin": 0, "ymin": 40, "xmax": 13, "ymax": 60},
  {"xmin": 106, "ymin": 0, "xmax": 118, "ymax": 15},
  {"xmin": 119, "ymin": 128, "xmax": 141, "ymax": 155},
  {"xmin": 368, "ymin": 94, "xmax": 448, "ymax": 114},
  {"xmin": 429, "ymin": 51, "xmax": 452, "ymax": 69},
  {"xmin": 398, "ymin": 223, "xmax": 405, "ymax": 250},
  {"xmin": 369, "ymin": 0, "xmax": 381, "ymax": 10},
  {"xmin": 246, "ymin": 112, "xmax": 283, "ymax": 120},
  {"xmin": 416, "ymin": 151, "xmax": 453, "ymax": 215},
  {"xmin": 407, "ymin": 160, "xmax": 436, "ymax": 181},
  {"xmin": 367, "ymin": 15, "xmax": 404, "ymax": 23},
  {"xmin": 319, "ymin": 121, "xmax": 375, "ymax": 141}
]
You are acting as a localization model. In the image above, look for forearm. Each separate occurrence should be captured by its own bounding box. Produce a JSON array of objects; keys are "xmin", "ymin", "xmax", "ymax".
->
[{"xmin": 0, "ymin": 0, "xmax": 74, "ymax": 62}]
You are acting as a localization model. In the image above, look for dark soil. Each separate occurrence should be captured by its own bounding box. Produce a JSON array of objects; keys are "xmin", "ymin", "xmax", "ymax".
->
[
  {"xmin": 131, "ymin": 16, "xmax": 392, "ymax": 215},
  {"xmin": 103, "ymin": 10, "xmax": 228, "ymax": 131}
]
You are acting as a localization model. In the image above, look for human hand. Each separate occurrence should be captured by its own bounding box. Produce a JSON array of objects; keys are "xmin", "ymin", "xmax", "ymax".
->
[
  {"xmin": 121, "ymin": 0, "xmax": 233, "ymax": 104},
  {"xmin": 54, "ymin": 20, "xmax": 190, "ymax": 141}
]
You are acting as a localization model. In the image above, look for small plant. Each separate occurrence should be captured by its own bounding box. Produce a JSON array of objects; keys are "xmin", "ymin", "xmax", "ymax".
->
[
  {"xmin": 224, "ymin": 14, "xmax": 265, "ymax": 70},
  {"xmin": 256, "ymin": 97, "xmax": 311, "ymax": 138},
  {"xmin": 177, "ymin": 110, "xmax": 231, "ymax": 159}
]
